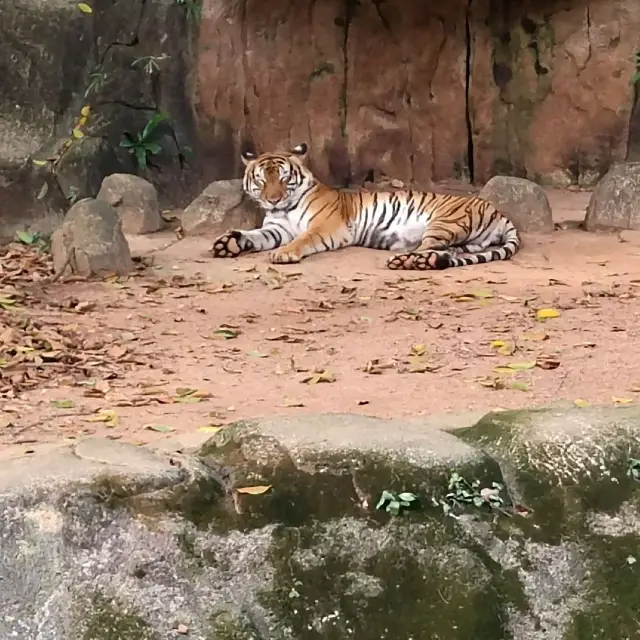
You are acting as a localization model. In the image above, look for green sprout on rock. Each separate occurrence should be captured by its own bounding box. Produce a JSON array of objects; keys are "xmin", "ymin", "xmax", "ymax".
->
[{"xmin": 376, "ymin": 490, "xmax": 419, "ymax": 516}]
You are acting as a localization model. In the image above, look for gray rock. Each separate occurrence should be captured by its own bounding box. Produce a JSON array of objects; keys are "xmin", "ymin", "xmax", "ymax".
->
[
  {"xmin": 50, "ymin": 198, "xmax": 133, "ymax": 278},
  {"xmin": 479, "ymin": 175, "xmax": 554, "ymax": 233},
  {"xmin": 181, "ymin": 179, "xmax": 263, "ymax": 236},
  {"xmin": 97, "ymin": 173, "xmax": 163, "ymax": 234},
  {"xmin": 56, "ymin": 138, "xmax": 126, "ymax": 204},
  {"xmin": 2, "ymin": 408, "xmax": 640, "ymax": 638},
  {"xmin": 584, "ymin": 162, "xmax": 640, "ymax": 231}
]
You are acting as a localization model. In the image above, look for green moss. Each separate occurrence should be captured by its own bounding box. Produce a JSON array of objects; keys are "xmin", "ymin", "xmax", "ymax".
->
[
  {"xmin": 79, "ymin": 594, "xmax": 157, "ymax": 640},
  {"xmin": 455, "ymin": 409, "xmax": 640, "ymax": 543},
  {"xmin": 260, "ymin": 518, "xmax": 524, "ymax": 639},
  {"xmin": 565, "ymin": 534, "xmax": 640, "ymax": 639},
  {"xmin": 206, "ymin": 610, "xmax": 261, "ymax": 639}
]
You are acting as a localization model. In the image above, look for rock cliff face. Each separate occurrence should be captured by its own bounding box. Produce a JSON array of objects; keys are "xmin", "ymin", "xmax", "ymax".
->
[
  {"xmin": 0, "ymin": 0, "xmax": 200, "ymax": 241},
  {"xmin": 197, "ymin": 0, "xmax": 640, "ymax": 189}
]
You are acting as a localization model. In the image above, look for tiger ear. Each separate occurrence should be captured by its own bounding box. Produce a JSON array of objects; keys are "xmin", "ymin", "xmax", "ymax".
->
[
  {"xmin": 290, "ymin": 143, "xmax": 308, "ymax": 159},
  {"xmin": 241, "ymin": 148, "xmax": 257, "ymax": 166}
]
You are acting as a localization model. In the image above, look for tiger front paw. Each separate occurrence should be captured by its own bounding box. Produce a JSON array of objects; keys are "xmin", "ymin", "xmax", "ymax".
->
[
  {"xmin": 210, "ymin": 231, "xmax": 251, "ymax": 258},
  {"xmin": 269, "ymin": 249, "xmax": 302, "ymax": 264}
]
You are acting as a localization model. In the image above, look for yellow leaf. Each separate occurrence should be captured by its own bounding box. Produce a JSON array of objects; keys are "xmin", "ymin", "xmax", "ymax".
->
[
  {"xmin": 236, "ymin": 485, "xmax": 272, "ymax": 495},
  {"xmin": 411, "ymin": 343, "xmax": 426, "ymax": 356},
  {"xmin": 612, "ymin": 397, "xmax": 633, "ymax": 405},
  {"xmin": 490, "ymin": 340, "xmax": 506, "ymax": 348},
  {"xmin": 198, "ymin": 425, "xmax": 223, "ymax": 433},
  {"xmin": 77, "ymin": 2, "xmax": 93, "ymax": 13},
  {"xmin": 511, "ymin": 381, "xmax": 530, "ymax": 392},
  {"xmin": 536, "ymin": 308, "xmax": 560, "ymax": 321},
  {"xmin": 574, "ymin": 399, "xmax": 590, "ymax": 408},
  {"xmin": 470, "ymin": 289, "xmax": 494, "ymax": 299},
  {"xmin": 506, "ymin": 362, "xmax": 536, "ymax": 371},
  {"xmin": 78, "ymin": 116, "xmax": 87, "ymax": 127},
  {"xmin": 520, "ymin": 332, "xmax": 549, "ymax": 342},
  {"xmin": 72, "ymin": 128, "xmax": 84, "ymax": 139},
  {"xmin": 80, "ymin": 105, "xmax": 91, "ymax": 116},
  {"xmin": 493, "ymin": 366, "xmax": 516, "ymax": 374},
  {"xmin": 32, "ymin": 159, "xmax": 48, "ymax": 166},
  {"xmin": 85, "ymin": 409, "xmax": 119, "ymax": 427}
]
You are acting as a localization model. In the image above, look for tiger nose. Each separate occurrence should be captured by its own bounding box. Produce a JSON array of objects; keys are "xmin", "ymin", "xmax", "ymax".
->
[{"xmin": 267, "ymin": 196, "xmax": 280, "ymax": 204}]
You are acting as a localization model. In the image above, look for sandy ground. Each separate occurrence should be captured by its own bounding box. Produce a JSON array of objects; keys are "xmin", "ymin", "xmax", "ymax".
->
[{"xmin": 1, "ymin": 189, "xmax": 640, "ymax": 451}]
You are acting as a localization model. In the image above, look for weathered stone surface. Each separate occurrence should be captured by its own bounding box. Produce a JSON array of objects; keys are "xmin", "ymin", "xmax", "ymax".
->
[
  {"xmin": 50, "ymin": 198, "xmax": 133, "ymax": 278},
  {"xmin": 181, "ymin": 179, "xmax": 263, "ymax": 236},
  {"xmin": 97, "ymin": 173, "xmax": 163, "ymax": 234},
  {"xmin": 584, "ymin": 163, "xmax": 640, "ymax": 231},
  {"xmin": 2, "ymin": 408, "xmax": 640, "ymax": 638},
  {"xmin": 197, "ymin": 0, "xmax": 639, "ymax": 189},
  {"xmin": 479, "ymin": 176, "xmax": 555, "ymax": 233}
]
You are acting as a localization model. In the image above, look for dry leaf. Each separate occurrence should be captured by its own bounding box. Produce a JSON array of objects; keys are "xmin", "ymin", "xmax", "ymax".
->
[
  {"xmin": 536, "ymin": 308, "xmax": 561, "ymax": 321},
  {"xmin": 477, "ymin": 377, "xmax": 506, "ymax": 390},
  {"xmin": 282, "ymin": 399, "xmax": 305, "ymax": 407},
  {"xmin": 51, "ymin": 399, "xmax": 74, "ymax": 409},
  {"xmin": 510, "ymin": 381, "xmax": 530, "ymax": 392},
  {"xmin": 612, "ymin": 397, "xmax": 633, "ymax": 405},
  {"xmin": 363, "ymin": 359, "xmax": 395, "ymax": 374},
  {"xmin": 86, "ymin": 409, "xmax": 119, "ymax": 427},
  {"xmin": 301, "ymin": 369, "xmax": 336, "ymax": 384},
  {"xmin": 536, "ymin": 356, "xmax": 561, "ymax": 370},
  {"xmin": 574, "ymin": 399, "xmax": 590, "ymax": 408},
  {"xmin": 236, "ymin": 485, "xmax": 272, "ymax": 495},
  {"xmin": 212, "ymin": 326, "xmax": 240, "ymax": 340},
  {"xmin": 145, "ymin": 424, "xmax": 174, "ymax": 433}
]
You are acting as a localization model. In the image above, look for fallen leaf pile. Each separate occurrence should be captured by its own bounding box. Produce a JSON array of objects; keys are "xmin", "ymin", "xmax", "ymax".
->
[
  {"xmin": 0, "ymin": 312, "xmax": 146, "ymax": 398},
  {"xmin": 0, "ymin": 242, "xmax": 53, "ymax": 286}
]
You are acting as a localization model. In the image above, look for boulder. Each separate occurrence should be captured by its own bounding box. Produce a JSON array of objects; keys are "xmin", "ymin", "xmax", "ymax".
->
[
  {"xmin": 180, "ymin": 178, "xmax": 263, "ymax": 236},
  {"xmin": 50, "ymin": 198, "xmax": 133, "ymax": 278},
  {"xmin": 584, "ymin": 163, "xmax": 640, "ymax": 232},
  {"xmin": 97, "ymin": 173, "xmax": 163, "ymax": 234},
  {"xmin": 2, "ymin": 408, "xmax": 640, "ymax": 637},
  {"xmin": 479, "ymin": 176, "xmax": 554, "ymax": 233}
]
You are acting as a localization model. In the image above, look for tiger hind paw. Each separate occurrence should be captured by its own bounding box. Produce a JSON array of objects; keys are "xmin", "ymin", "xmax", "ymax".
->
[{"xmin": 386, "ymin": 250, "xmax": 452, "ymax": 271}]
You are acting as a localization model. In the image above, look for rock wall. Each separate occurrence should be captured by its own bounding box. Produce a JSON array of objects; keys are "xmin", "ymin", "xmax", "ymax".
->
[
  {"xmin": 0, "ymin": 0, "xmax": 201, "ymax": 242},
  {"xmin": 197, "ymin": 0, "xmax": 640, "ymax": 189}
]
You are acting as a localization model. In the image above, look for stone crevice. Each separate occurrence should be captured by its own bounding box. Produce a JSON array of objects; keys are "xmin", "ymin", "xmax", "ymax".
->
[{"xmin": 464, "ymin": 0, "xmax": 475, "ymax": 183}]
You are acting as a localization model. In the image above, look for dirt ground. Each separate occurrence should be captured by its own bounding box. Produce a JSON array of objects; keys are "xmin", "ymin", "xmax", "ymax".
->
[{"xmin": 1, "ymin": 189, "xmax": 640, "ymax": 451}]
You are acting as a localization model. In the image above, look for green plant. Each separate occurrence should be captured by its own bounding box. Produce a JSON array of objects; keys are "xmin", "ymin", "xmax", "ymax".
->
[
  {"xmin": 85, "ymin": 71, "xmax": 109, "ymax": 98},
  {"xmin": 375, "ymin": 490, "xmax": 419, "ymax": 516},
  {"xmin": 15, "ymin": 230, "xmax": 51, "ymax": 253},
  {"xmin": 119, "ymin": 112, "xmax": 168, "ymax": 170},
  {"xmin": 132, "ymin": 54, "xmax": 171, "ymax": 75},
  {"xmin": 175, "ymin": 0, "xmax": 201, "ymax": 21},
  {"xmin": 632, "ymin": 51, "xmax": 640, "ymax": 86},
  {"xmin": 627, "ymin": 458, "xmax": 640, "ymax": 480},
  {"xmin": 435, "ymin": 472, "xmax": 509, "ymax": 517},
  {"xmin": 67, "ymin": 186, "xmax": 80, "ymax": 205}
]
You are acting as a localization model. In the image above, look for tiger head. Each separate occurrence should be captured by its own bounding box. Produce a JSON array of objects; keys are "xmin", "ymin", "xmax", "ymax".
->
[{"xmin": 241, "ymin": 143, "xmax": 315, "ymax": 214}]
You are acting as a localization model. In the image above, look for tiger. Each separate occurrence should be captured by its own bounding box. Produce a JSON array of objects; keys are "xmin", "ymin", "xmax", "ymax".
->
[{"xmin": 210, "ymin": 143, "xmax": 521, "ymax": 270}]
